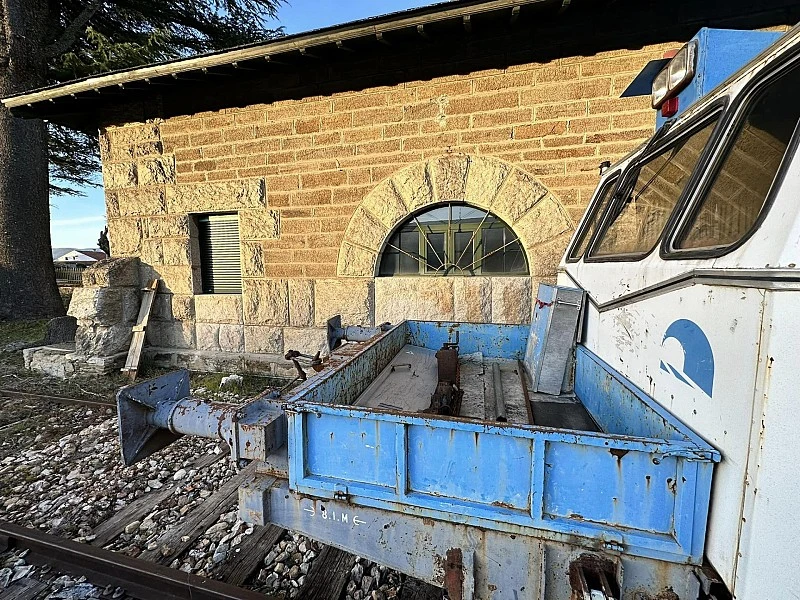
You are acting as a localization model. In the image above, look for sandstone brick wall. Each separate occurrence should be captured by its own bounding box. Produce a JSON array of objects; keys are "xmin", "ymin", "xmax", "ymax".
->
[{"xmin": 99, "ymin": 43, "xmax": 678, "ymax": 363}]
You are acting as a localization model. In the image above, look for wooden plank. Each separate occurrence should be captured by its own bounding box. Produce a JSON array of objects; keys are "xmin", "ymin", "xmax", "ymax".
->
[
  {"xmin": 91, "ymin": 449, "xmax": 226, "ymax": 548},
  {"xmin": 398, "ymin": 578, "xmax": 443, "ymax": 600},
  {"xmin": 215, "ymin": 523, "xmax": 285, "ymax": 586},
  {"xmin": 295, "ymin": 545, "xmax": 353, "ymax": 600},
  {"xmin": 139, "ymin": 463, "xmax": 257, "ymax": 564},
  {"xmin": 121, "ymin": 279, "xmax": 159, "ymax": 382},
  {"xmin": 0, "ymin": 578, "xmax": 48, "ymax": 600}
]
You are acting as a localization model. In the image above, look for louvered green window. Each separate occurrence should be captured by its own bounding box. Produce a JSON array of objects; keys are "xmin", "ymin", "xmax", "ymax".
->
[{"xmin": 197, "ymin": 213, "xmax": 242, "ymax": 294}]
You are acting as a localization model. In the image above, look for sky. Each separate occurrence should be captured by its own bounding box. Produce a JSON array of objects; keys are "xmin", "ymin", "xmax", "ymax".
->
[{"xmin": 49, "ymin": 0, "xmax": 437, "ymax": 249}]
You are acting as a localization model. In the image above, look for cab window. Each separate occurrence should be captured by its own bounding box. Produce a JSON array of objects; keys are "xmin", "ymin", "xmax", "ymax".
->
[
  {"xmin": 567, "ymin": 172, "xmax": 619, "ymax": 261},
  {"xmin": 591, "ymin": 116, "xmax": 718, "ymax": 258},
  {"xmin": 677, "ymin": 62, "xmax": 800, "ymax": 250}
]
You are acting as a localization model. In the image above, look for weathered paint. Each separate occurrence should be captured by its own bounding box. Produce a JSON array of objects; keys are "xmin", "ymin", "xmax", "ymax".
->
[
  {"xmin": 283, "ymin": 321, "xmax": 718, "ymax": 566},
  {"xmin": 240, "ymin": 477, "xmax": 703, "ymax": 600}
]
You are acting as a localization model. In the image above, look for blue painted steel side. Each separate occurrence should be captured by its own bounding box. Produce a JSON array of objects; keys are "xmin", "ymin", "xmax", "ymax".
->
[
  {"xmin": 575, "ymin": 346, "xmax": 719, "ymax": 451},
  {"xmin": 288, "ymin": 401, "xmax": 715, "ymax": 564},
  {"xmin": 656, "ymin": 28, "xmax": 783, "ymax": 127},
  {"xmin": 285, "ymin": 320, "xmax": 719, "ymax": 565},
  {"xmin": 404, "ymin": 321, "xmax": 528, "ymax": 358}
]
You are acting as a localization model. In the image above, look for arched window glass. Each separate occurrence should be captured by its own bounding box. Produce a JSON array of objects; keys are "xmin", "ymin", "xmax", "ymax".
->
[{"xmin": 378, "ymin": 203, "xmax": 528, "ymax": 276}]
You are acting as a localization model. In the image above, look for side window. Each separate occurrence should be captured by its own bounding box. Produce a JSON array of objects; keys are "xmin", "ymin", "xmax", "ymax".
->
[
  {"xmin": 677, "ymin": 63, "xmax": 800, "ymax": 250},
  {"xmin": 197, "ymin": 213, "xmax": 242, "ymax": 294},
  {"xmin": 567, "ymin": 172, "xmax": 619, "ymax": 261},
  {"xmin": 591, "ymin": 116, "xmax": 718, "ymax": 258}
]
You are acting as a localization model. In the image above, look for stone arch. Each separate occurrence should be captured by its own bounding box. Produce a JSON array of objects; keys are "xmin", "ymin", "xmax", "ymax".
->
[{"xmin": 337, "ymin": 154, "xmax": 575, "ymax": 278}]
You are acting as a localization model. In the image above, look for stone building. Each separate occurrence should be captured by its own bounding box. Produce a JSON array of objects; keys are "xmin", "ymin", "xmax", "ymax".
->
[{"xmin": 7, "ymin": 0, "xmax": 798, "ymax": 373}]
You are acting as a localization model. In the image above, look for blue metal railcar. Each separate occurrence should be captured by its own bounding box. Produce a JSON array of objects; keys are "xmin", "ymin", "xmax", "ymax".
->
[{"xmin": 119, "ymin": 305, "xmax": 719, "ymax": 599}]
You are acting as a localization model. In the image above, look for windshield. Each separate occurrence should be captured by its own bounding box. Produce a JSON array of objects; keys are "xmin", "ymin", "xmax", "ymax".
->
[{"xmin": 591, "ymin": 116, "xmax": 719, "ymax": 257}]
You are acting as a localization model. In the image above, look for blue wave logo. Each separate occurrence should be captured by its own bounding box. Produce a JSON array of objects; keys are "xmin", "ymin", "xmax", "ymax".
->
[{"xmin": 659, "ymin": 319, "xmax": 714, "ymax": 397}]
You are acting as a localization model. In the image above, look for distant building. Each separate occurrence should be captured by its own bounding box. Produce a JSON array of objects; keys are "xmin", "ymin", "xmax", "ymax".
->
[{"xmin": 53, "ymin": 249, "xmax": 107, "ymax": 265}]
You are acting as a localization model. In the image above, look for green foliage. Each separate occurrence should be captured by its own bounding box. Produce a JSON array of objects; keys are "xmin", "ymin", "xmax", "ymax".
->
[
  {"xmin": 0, "ymin": 320, "xmax": 48, "ymax": 346},
  {"xmin": 45, "ymin": 0, "xmax": 285, "ymax": 194}
]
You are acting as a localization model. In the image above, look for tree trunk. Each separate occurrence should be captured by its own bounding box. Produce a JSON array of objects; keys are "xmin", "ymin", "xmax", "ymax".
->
[{"xmin": 0, "ymin": 0, "xmax": 64, "ymax": 319}]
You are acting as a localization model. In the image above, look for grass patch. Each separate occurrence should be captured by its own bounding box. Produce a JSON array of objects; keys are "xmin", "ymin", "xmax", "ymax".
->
[
  {"xmin": 190, "ymin": 371, "xmax": 290, "ymax": 396},
  {"xmin": 0, "ymin": 319, "xmax": 47, "ymax": 346}
]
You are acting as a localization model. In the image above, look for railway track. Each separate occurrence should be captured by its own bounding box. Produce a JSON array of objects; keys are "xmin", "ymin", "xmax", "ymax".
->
[
  {"xmin": 0, "ymin": 388, "xmax": 440, "ymax": 600},
  {"xmin": 0, "ymin": 388, "xmax": 116, "ymax": 410}
]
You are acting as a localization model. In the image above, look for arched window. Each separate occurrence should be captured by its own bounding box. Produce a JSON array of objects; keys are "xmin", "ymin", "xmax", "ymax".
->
[{"xmin": 378, "ymin": 203, "xmax": 528, "ymax": 276}]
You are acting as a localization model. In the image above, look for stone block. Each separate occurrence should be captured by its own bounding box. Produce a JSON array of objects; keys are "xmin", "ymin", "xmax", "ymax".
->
[
  {"xmin": 108, "ymin": 218, "xmax": 144, "ymax": 256},
  {"xmin": 314, "ymin": 279, "xmax": 373, "ymax": 327},
  {"xmin": 82, "ymin": 257, "xmax": 140, "ymax": 287},
  {"xmin": 337, "ymin": 242, "xmax": 377, "ymax": 278},
  {"xmin": 146, "ymin": 215, "xmax": 191, "ymax": 238},
  {"xmin": 195, "ymin": 294, "xmax": 242, "ymax": 324},
  {"xmin": 491, "ymin": 277, "xmax": 532, "ymax": 324},
  {"xmin": 244, "ymin": 326, "xmax": 284, "ymax": 354},
  {"xmin": 195, "ymin": 322, "xmax": 219, "ymax": 351},
  {"xmin": 375, "ymin": 277, "xmax": 454, "ymax": 323},
  {"xmin": 138, "ymin": 156, "xmax": 176, "ymax": 186},
  {"xmin": 491, "ymin": 169, "xmax": 548, "ymax": 224},
  {"xmin": 392, "ymin": 162, "xmax": 434, "ymax": 212},
  {"xmin": 239, "ymin": 210, "xmax": 280, "ymax": 240},
  {"xmin": 283, "ymin": 327, "xmax": 329, "ymax": 356},
  {"xmin": 243, "ymin": 279, "xmax": 289, "ymax": 325},
  {"xmin": 68, "ymin": 287, "xmax": 140, "ymax": 325},
  {"xmin": 103, "ymin": 162, "xmax": 137, "ymax": 189},
  {"xmin": 75, "ymin": 322, "xmax": 132, "ymax": 357},
  {"xmin": 241, "ymin": 241, "xmax": 265, "ymax": 277},
  {"xmin": 116, "ymin": 188, "xmax": 167, "ymax": 217},
  {"xmin": 288, "ymin": 280, "xmax": 314, "ymax": 327},
  {"xmin": 513, "ymin": 196, "xmax": 573, "ymax": 250},
  {"xmin": 43, "ymin": 316, "xmax": 78, "ymax": 344},
  {"xmin": 142, "ymin": 238, "xmax": 164, "ymax": 266},
  {"xmin": 343, "ymin": 207, "xmax": 387, "ymax": 252},
  {"xmin": 528, "ymin": 233, "xmax": 572, "ymax": 278},
  {"xmin": 464, "ymin": 156, "xmax": 511, "ymax": 208},
  {"xmin": 154, "ymin": 265, "xmax": 197, "ymax": 296},
  {"xmin": 172, "ymin": 295, "xmax": 195, "ymax": 320},
  {"xmin": 165, "ymin": 179, "xmax": 266, "ymax": 213},
  {"xmin": 145, "ymin": 320, "xmax": 195, "ymax": 349},
  {"xmin": 360, "ymin": 180, "xmax": 408, "ymax": 230},
  {"xmin": 453, "ymin": 277, "xmax": 491, "ymax": 323},
  {"xmin": 431, "ymin": 154, "xmax": 470, "ymax": 201},
  {"xmin": 161, "ymin": 238, "xmax": 192, "ymax": 266},
  {"xmin": 219, "ymin": 324, "xmax": 245, "ymax": 353}
]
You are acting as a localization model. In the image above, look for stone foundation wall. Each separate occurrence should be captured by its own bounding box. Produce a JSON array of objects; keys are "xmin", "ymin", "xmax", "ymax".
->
[
  {"xmin": 98, "ymin": 43, "xmax": 681, "ymax": 359},
  {"xmin": 68, "ymin": 258, "xmax": 142, "ymax": 357}
]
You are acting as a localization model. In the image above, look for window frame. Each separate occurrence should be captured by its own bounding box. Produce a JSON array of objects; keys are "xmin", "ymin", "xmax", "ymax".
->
[
  {"xmin": 663, "ymin": 50, "xmax": 800, "ymax": 260},
  {"xmin": 584, "ymin": 102, "xmax": 726, "ymax": 263},
  {"xmin": 377, "ymin": 202, "xmax": 529, "ymax": 277},
  {"xmin": 565, "ymin": 170, "xmax": 621, "ymax": 263},
  {"xmin": 196, "ymin": 211, "xmax": 243, "ymax": 295}
]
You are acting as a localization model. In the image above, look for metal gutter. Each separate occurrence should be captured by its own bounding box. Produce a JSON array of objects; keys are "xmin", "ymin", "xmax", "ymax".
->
[{"xmin": 2, "ymin": 0, "xmax": 552, "ymax": 110}]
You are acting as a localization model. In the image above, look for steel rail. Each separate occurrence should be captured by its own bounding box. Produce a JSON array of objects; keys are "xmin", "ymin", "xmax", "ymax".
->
[
  {"xmin": 0, "ymin": 388, "xmax": 115, "ymax": 410},
  {"xmin": 0, "ymin": 521, "xmax": 274, "ymax": 600}
]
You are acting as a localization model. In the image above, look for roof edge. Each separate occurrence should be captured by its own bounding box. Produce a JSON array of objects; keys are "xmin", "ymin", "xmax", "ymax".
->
[{"xmin": 3, "ymin": 0, "xmax": 554, "ymax": 110}]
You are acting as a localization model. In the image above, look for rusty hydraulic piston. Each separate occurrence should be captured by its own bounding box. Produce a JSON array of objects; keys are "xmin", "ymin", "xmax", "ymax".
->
[
  {"xmin": 116, "ymin": 370, "xmax": 284, "ymax": 467},
  {"xmin": 423, "ymin": 341, "xmax": 463, "ymax": 416}
]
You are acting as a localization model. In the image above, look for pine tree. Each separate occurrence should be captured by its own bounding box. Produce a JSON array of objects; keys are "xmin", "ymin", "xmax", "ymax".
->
[{"xmin": 0, "ymin": 0, "xmax": 283, "ymax": 319}]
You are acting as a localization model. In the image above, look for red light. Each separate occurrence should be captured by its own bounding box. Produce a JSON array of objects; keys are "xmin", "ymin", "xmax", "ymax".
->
[{"xmin": 661, "ymin": 97, "xmax": 679, "ymax": 118}]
